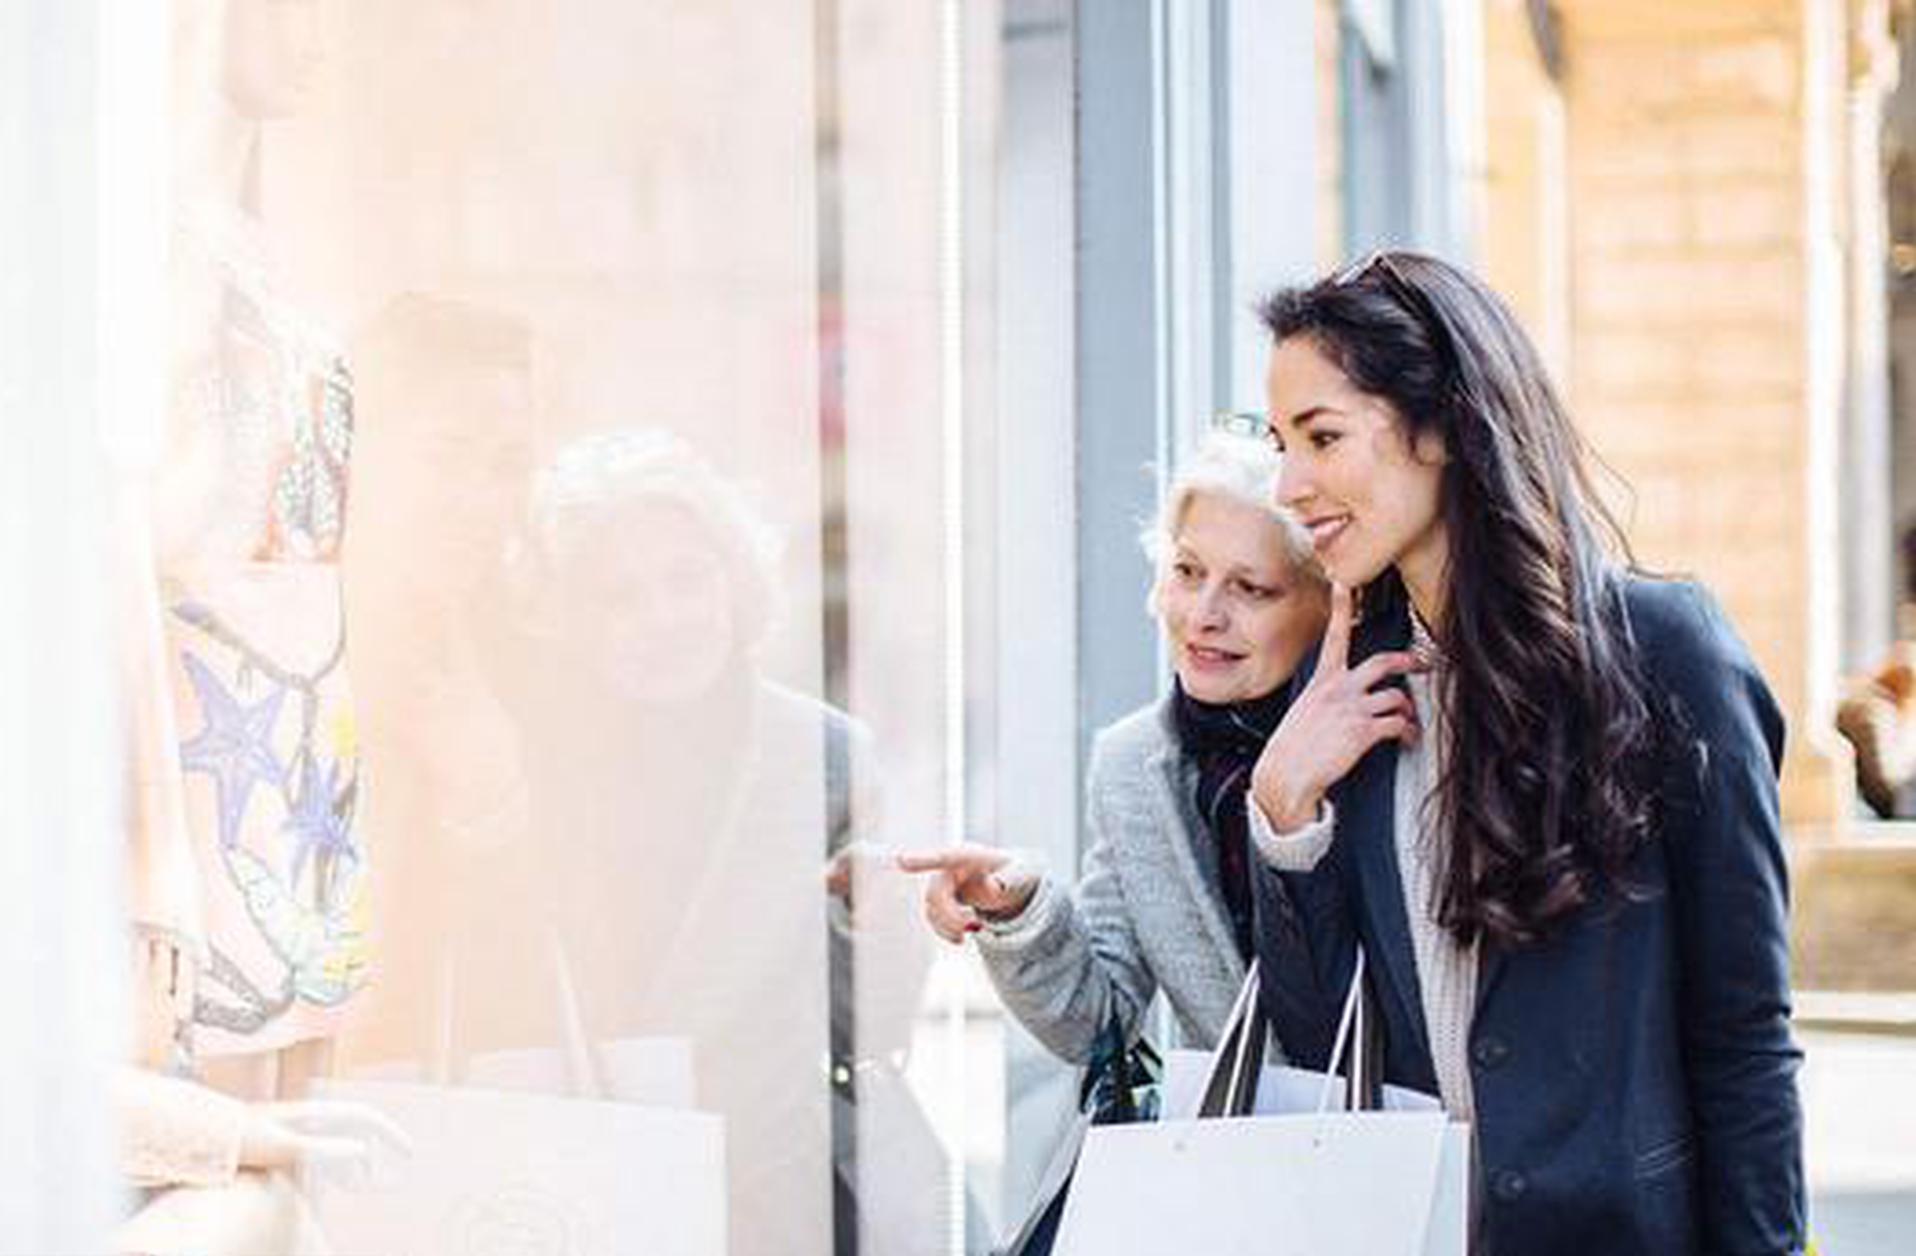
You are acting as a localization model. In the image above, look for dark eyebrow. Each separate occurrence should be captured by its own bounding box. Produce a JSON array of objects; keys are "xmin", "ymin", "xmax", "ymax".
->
[{"xmin": 1279, "ymin": 405, "xmax": 1343, "ymax": 432}]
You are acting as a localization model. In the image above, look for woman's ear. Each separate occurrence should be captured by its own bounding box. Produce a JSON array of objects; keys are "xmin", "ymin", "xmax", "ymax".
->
[{"xmin": 1411, "ymin": 424, "xmax": 1450, "ymax": 468}]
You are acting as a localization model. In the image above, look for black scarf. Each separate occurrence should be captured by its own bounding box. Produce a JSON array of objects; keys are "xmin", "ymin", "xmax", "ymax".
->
[{"xmin": 1171, "ymin": 678, "xmax": 1294, "ymax": 962}]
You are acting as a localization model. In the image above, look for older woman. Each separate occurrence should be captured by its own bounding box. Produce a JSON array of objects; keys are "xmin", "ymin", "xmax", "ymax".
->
[{"xmin": 903, "ymin": 433, "xmax": 1329, "ymax": 1061}]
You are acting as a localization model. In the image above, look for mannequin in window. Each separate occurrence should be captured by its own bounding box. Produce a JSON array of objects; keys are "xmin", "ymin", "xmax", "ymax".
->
[{"xmin": 115, "ymin": 3, "xmax": 394, "ymax": 1251}]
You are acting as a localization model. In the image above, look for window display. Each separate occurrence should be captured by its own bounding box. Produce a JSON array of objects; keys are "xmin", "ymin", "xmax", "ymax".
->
[
  {"xmin": 116, "ymin": 2, "xmax": 381, "ymax": 1249},
  {"xmin": 113, "ymin": 2, "xmax": 1007, "ymax": 1253}
]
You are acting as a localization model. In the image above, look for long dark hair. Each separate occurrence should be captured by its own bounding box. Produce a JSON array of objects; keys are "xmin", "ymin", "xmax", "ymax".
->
[{"xmin": 1259, "ymin": 251, "xmax": 1662, "ymax": 949}]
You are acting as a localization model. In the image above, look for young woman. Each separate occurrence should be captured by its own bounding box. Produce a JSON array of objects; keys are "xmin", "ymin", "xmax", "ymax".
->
[{"xmin": 1246, "ymin": 252, "xmax": 1804, "ymax": 1254}]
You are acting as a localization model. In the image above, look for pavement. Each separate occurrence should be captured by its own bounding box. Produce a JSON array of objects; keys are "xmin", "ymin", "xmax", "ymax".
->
[{"xmin": 1802, "ymin": 1027, "xmax": 1916, "ymax": 1254}]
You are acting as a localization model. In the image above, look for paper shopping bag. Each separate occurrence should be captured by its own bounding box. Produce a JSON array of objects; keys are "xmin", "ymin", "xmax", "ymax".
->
[
  {"xmin": 304, "ymin": 1079, "xmax": 726, "ymax": 1256},
  {"xmin": 1057, "ymin": 1109, "xmax": 1457, "ymax": 1256},
  {"xmin": 1162, "ymin": 1051, "xmax": 1446, "ymax": 1119},
  {"xmin": 305, "ymin": 936, "xmax": 725, "ymax": 1255},
  {"xmin": 1056, "ymin": 954, "xmax": 1468, "ymax": 1256}
]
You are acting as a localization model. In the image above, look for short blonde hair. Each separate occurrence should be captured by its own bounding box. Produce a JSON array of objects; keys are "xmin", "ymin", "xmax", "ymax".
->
[
  {"xmin": 1140, "ymin": 432, "xmax": 1322, "ymax": 616},
  {"xmin": 508, "ymin": 428, "xmax": 782, "ymax": 653}
]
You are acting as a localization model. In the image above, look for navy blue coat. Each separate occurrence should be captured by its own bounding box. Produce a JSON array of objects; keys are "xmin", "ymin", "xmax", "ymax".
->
[{"xmin": 1254, "ymin": 577, "xmax": 1805, "ymax": 1255}]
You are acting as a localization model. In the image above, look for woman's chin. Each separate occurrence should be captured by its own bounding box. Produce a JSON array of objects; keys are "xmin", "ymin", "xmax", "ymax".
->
[
  {"xmin": 1174, "ymin": 668, "xmax": 1241, "ymax": 705},
  {"xmin": 1319, "ymin": 549, "xmax": 1386, "ymax": 591}
]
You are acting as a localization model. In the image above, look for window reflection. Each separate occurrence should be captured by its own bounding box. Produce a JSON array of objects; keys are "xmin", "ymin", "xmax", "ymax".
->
[{"xmin": 123, "ymin": 1, "xmax": 1002, "ymax": 1253}]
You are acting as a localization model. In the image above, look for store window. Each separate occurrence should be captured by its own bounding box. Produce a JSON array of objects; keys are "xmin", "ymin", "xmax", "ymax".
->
[
  {"xmin": 13, "ymin": 1, "xmax": 1332, "ymax": 1251},
  {"xmin": 106, "ymin": 1, "xmax": 1004, "ymax": 1252}
]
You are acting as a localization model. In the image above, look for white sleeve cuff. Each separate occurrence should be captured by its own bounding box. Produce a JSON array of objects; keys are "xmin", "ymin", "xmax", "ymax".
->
[{"xmin": 1248, "ymin": 793, "xmax": 1336, "ymax": 872}]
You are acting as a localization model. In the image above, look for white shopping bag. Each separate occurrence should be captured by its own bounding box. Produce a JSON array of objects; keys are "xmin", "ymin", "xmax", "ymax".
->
[
  {"xmin": 1163, "ymin": 1054, "xmax": 1444, "ymax": 1118},
  {"xmin": 1163, "ymin": 1007, "xmax": 1444, "ymax": 1120},
  {"xmin": 306, "ymin": 930, "xmax": 727, "ymax": 1255},
  {"xmin": 305, "ymin": 1079, "xmax": 725, "ymax": 1256},
  {"xmin": 1055, "ymin": 953, "xmax": 1469, "ymax": 1256}
]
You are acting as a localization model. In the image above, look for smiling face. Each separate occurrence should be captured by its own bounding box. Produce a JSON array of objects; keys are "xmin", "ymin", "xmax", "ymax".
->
[
  {"xmin": 560, "ymin": 501, "xmax": 738, "ymax": 705},
  {"xmin": 1265, "ymin": 335, "xmax": 1451, "ymax": 611},
  {"xmin": 1158, "ymin": 490, "xmax": 1327, "ymax": 705}
]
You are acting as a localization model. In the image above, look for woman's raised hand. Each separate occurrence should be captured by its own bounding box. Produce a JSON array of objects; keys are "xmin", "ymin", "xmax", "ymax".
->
[
  {"xmin": 1250, "ymin": 583, "xmax": 1424, "ymax": 832},
  {"xmin": 896, "ymin": 846, "xmax": 1040, "ymax": 943}
]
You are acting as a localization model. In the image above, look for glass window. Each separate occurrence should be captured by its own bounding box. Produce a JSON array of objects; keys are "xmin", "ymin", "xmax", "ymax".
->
[{"xmin": 117, "ymin": 2, "xmax": 1009, "ymax": 1252}]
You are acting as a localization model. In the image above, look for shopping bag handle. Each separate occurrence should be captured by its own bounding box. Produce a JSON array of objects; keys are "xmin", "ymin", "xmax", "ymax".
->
[
  {"xmin": 1078, "ymin": 1013, "xmax": 1161, "ymax": 1120},
  {"xmin": 426, "ymin": 927, "xmax": 609, "ymax": 1101},
  {"xmin": 1195, "ymin": 961, "xmax": 1270, "ymax": 1118},
  {"xmin": 1195, "ymin": 945, "xmax": 1382, "ymax": 1120},
  {"xmin": 1314, "ymin": 948, "xmax": 1368, "ymax": 1115}
]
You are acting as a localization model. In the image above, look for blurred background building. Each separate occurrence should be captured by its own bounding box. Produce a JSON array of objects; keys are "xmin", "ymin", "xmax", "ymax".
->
[{"xmin": 4, "ymin": 0, "xmax": 1915, "ymax": 1251}]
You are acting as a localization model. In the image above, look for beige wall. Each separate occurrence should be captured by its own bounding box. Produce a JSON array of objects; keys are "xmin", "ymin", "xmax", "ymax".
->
[
  {"xmin": 1481, "ymin": 0, "xmax": 1568, "ymax": 379},
  {"xmin": 1316, "ymin": 0, "xmax": 1344, "ymax": 269},
  {"xmin": 1550, "ymin": 0, "xmax": 1852, "ymax": 824}
]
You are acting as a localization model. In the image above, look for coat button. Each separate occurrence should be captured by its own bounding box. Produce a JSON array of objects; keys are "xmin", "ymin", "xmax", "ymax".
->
[
  {"xmin": 1491, "ymin": 1169, "xmax": 1529, "ymax": 1203},
  {"xmin": 1472, "ymin": 1034, "xmax": 1510, "ymax": 1070}
]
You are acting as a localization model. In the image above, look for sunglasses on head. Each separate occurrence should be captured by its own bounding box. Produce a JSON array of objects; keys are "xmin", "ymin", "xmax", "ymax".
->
[
  {"xmin": 1328, "ymin": 249, "xmax": 1456, "ymax": 373},
  {"xmin": 1216, "ymin": 252, "xmax": 1454, "ymax": 444}
]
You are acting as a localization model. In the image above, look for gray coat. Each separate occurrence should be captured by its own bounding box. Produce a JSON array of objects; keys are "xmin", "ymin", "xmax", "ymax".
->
[{"xmin": 974, "ymin": 696, "xmax": 1251, "ymax": 1064}]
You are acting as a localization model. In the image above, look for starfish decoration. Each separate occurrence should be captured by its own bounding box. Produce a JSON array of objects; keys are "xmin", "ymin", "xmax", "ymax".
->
[
  {"xmin": 178, "ymin": 651, "xmax": 287, "ymax": 848},
  {"xmin": 282, "ymin": 751, "xmax": 356, "ymax": 893}
]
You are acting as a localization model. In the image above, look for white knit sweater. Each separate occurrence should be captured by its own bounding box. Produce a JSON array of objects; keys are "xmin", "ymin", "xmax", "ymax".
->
[{"xmin": 1249, "ymin": 630, "xmax": 1479, "ymax": 1122}]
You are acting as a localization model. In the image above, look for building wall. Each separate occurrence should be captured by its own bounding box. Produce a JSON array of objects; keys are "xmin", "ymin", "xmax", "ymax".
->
[
  {"xmin": 1316, "ymin": 0, "xmax": 1344, "ymax": 269},
  {"xmin": 1481, "ymin": 0, "xmax": 1568, "ymax": 379},
  {"xmin": 1555, "ymin": 0, "xmax": 1851, "ymax": 824}
]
